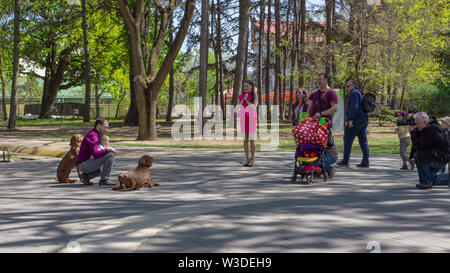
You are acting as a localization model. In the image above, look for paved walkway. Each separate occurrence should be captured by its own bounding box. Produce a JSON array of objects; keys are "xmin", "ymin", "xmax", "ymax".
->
[{"xmin": 0, "ymin": 142, "xmax": 450, "ymax": 253}]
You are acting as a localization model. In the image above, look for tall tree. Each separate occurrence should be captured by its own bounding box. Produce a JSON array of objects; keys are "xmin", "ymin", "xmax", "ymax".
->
[
  {"xmin": 232, "ymin": 0, "xmax": 251, "ymax": 106},
  {"xmin": 325, "ymin": 0, "xmax": 334, "ymax": 76},
  {"xmin": 199, "ymin": 0, "xmax": 208, "ymax": 129},
  {"xmin": 265, "ymin": 0, "xmax": 272, "ymax": 119},
  {"xmin": 8, "ymin": 0, "xmax": 20, "ymax": 129},
  {"xmin": 118, "ymin": 0, "xmax": 195, "ymax": 140},
  {"xmin": 257, "ymin": 0, "xmax": 264, "ymax": 113},
  {"xmin": 166, "ymin": 17, "xmax": 175, "ymax": 122},
  {"xmin": 81, "ymin": 0, "xmax": 91, "ymax": 122},
  {"xmin": 298, "ymin": 0, "xmax": 305, "ymax": 87},
  {"xmin": 288, "ymin": 0, "xmax": 297, "ymax": 120},
  {"xmin": 274, "ymin": 0, "xmax": 280, "ymax": 111},
  {"xmin": 0, "ymin": 46, "xmax": 7, "ymax": 121}
]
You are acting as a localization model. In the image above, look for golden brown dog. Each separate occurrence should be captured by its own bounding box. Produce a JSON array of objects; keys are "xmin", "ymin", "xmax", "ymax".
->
[
  {"xmin": 56, "ymin": 134, "xmax": 84, "ymax": 183},
  {"xmin": 113, "ymin": 155, "xmax": 159, "ymax": 191}
]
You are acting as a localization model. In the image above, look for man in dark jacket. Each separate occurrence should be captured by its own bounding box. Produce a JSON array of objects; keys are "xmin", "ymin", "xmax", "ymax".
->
[
  {"xmin": 411, "ymin": 112, "xmax": 450, "ymax": 189},
  {"xmin": 337, "ymin": 80, "xmax": 370, "ymax": 168}
]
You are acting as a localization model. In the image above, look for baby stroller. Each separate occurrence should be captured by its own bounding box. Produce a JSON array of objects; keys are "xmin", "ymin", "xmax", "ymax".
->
[
  {"xmin": 291, "ymin": 143, "xmax": 328, "ymax": 184},
  {"xmin": 290, "ymin": 114, "xmax": 330, "ymax": 184}
]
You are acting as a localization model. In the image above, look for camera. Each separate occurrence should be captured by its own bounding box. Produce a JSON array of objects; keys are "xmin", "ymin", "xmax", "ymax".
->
[{"xmin": 397, "ymin": 118, "xmax": 415, "ymax": 126}]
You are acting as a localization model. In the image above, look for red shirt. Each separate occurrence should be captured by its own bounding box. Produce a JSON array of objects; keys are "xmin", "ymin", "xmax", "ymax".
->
[
  {"xmin": 77, "ymin": 128, "xmax": 109, "ymax": 164},
  {"xmin": 308, "ymin": 88, "xmax": 338, "ymax": 123}
]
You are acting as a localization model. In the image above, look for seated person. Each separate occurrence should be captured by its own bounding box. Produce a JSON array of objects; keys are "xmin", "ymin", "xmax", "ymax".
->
[{"xmin": 410, "ymin": 112, "xmax": 450, "ymax": 189}]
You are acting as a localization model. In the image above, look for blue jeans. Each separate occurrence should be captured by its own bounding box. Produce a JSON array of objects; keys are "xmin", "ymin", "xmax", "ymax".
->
[
  {"xmin": 78, "ymin": 152, "xmax": 116, "ymax": 182},
  {"xmin": 436, "ymin": 173, "xmax": 450, "ymax": 185},
  {"xmin": 414, "ymin": 152, "xmax": 445, "ymax": 186},
  {"xmin": 323, "ymin": 154, "xmax": 336, "ymax": 174},
  {"xmin": 342, "ymin": 117, "xmax": 370, "ymax": 165}
]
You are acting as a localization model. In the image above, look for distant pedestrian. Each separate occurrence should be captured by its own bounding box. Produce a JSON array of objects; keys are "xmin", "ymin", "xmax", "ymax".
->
[
  {"xmin": 395, "ymin": 111, "xmax": 411, "ymax": 170},
  {"xmin": 337, "ymin": 80, "xmax": 370, "ymax": 168},
  {"xmin": 238, "ymin": 80, "xmax": 258, "ymax": 167}
]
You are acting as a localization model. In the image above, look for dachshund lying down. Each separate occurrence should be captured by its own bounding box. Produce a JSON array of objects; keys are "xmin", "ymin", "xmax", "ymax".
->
[
  {"xmin": 56, "ymin": 134, "xmax": 84, "ymax": 183},
  {"xmin": 113, "ymin": 155, "xmax": 159, "ymax": 191}
]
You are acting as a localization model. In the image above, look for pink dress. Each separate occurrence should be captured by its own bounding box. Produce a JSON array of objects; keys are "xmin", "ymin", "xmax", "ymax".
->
[{"xmin": 238, "ymin": 92, "xmax": 258, "ymax": 134}]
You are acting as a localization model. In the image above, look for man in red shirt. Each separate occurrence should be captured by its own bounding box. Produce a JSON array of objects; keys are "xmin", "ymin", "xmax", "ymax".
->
[
  {"xmin": 307, "ymin": 73, "xmax": 339, "ymax": 122},
  {"xmin": 307, "ymin": 73, "xmax": 339, "ymax": 178},
  {"xmin": 77, "ymin": 119, "xmax": 117, "ymax": 186}
]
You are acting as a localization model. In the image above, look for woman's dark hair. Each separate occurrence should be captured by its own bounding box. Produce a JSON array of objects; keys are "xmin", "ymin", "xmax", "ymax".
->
[{"xmin": 243, "ymin": 79, "xmax": 257, "ymax": 104}]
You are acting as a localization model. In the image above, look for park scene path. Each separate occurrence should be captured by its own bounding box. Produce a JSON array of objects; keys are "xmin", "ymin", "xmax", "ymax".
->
[{"xmin": 1, "ymin": 142, "xmax": 449, "ymax": 253}]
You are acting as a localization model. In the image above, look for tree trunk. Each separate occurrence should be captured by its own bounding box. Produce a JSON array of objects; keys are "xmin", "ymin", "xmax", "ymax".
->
[
  {"xmin": 199, "ymin": 0, "xmax": 208, "ymax": 131},
  {"xmin": 81, "ymin": 0, "xmax": 91, "ymax": 122},
  {"xmin": 399, "ymin": 82, "xmax": 407, "ymax": 110},
  {"xmin": 232, "ymin": 0, "xmax": 251, "ymax": 106},
  {"xmin": 288, "ymin": 0, "xmax": 296, "ymax": 120},
  {"xmin": 0, "ymin": 46, "xmax": 7, "ymax": 121},
  {"xmin": 119, "ymin": 0, "xmax": 195, "ymax": 140},
  {"xmin": 274, "ymin": 0, "xmax": 280, "ymax": 109},
  {"xmin": 265, "ymin": 0, "xmax": 272, "ymax": 119},
  {"xmin": 217, "ymin": 0, "xmax": 225, "ymax": 118},
  {"xmin": 95, "ymin": 76, "xmax": 100, "ymax": 118},
  {"xmin": 39, "ymin": 47, "xmax": 72, "ymax": 118},
  {"xmin": 8, "ymin": 0, "xmax": 20, "ymax": 129},
  {"xmin": 257, "ymin": 0, "xmax": 264, "ymax": 115},
  {"xmin": 390, "ymin": 87, "xmax": 398, "ymax": 109},
  {"xmin": 166, "ymin": 18, "xmax": 175, "ymax": 122},
  {"xmin": 124, "ymin": 32, "xmax": 138, "ymax": 126},
  {"xmin": 298, "ymin": 0, "xmax": 305, "ymax": 87},
  {"xmin": 325, "ymin": 0, "xmax": 334, "ymax": 76},
  {"xmin": 115, "ymin": 90, "xmax": 126, "ymax": 120}
]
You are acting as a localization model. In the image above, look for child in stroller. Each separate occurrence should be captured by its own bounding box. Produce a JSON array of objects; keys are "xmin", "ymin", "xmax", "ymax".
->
[{"xmin": 291, "ymin": 113, "xmax": 330, "ymax": 184}]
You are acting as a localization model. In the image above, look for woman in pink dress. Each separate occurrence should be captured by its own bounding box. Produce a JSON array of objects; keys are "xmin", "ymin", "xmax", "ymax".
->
[{"xmin": 238, "ymin": 80, "xmax": 258, "ymax": 167}]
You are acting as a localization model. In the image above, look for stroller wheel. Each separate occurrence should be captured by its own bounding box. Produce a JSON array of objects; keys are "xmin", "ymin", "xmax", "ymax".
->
[
  {"xmin": 323, "ymin": 171, "xmax": 328, "ymax": 182},
  {"xmin": 291, "ymin": 174, "xmax": 297, "ymax": 184},
  {"xmin": 307, "ymin": 174, "xmax": 313, "ymax": 185}
]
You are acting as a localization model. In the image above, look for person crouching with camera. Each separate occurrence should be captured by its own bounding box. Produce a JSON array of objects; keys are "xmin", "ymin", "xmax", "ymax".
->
[{"xmin": 410, "ymin": 112, "xmax": 450, "ymax": 189}]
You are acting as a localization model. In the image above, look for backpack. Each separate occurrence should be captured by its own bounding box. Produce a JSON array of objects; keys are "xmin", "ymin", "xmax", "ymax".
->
[{"xmin": 362, "ymin": 92, "xmax": 377, "ymax": 113}]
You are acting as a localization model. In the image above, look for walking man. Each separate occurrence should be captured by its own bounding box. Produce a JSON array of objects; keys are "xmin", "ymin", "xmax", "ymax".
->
[
  {"xmin": 337, "ymin": 80, "xmax": 370, "ymax": 168},
  {"xmin": 307, "ymin": 73, "xmax": 339, "ymax": 177}
]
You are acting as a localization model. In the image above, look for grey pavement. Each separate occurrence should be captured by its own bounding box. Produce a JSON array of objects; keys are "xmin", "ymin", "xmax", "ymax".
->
[{"xmin": 0, "ymin": 148, "xmax": 450, "ymax": 253}]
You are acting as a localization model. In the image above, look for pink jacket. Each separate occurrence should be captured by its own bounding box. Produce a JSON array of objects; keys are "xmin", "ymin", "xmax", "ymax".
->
[{"xmin": 77, "ymin": 128, "xmax": 109, "ymax": 164}]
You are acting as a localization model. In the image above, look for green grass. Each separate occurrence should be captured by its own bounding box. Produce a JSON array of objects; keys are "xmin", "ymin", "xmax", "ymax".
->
[
  {"xmin": 0, "ymin": 118, "xmax": 126, "ymax": 127},
  {"xmin": 1, "ymin": 116, "xmax": 402, "ymax": 154}
]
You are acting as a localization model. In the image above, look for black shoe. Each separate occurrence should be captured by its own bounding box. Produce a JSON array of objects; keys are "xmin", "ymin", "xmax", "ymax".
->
[
  {"xmin": 416, "ymin": 184, "xmax": 432, "ymax": 190},
  {"xmin": 81, "ymin": 173, "xmax": 93, "ymax": 185},
  {"xmin": 356, "ymin": 163, "xmax": 369, "ymax": 168},
  {"xmin": 337, "ymin": 161, "xmax": 349, "ymax": 167},
  {"xmin": 99, "ymin": 180, "xmax": 117, "ymax": 186}
]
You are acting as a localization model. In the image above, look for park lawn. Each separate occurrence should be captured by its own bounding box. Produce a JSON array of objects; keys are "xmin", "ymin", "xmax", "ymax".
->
[
  {"xmin": 0, "ymin": 118, "xmax": 125, "ymax": 127},
  {"xmin": 0, "ymin": 118, "xmax": 402, "ymax": 154}
]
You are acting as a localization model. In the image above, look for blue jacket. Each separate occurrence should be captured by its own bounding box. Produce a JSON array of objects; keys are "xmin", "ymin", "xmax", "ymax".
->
[{"xmin": 346, "ymin": 87, "xmax": 367, "ymax": 122}]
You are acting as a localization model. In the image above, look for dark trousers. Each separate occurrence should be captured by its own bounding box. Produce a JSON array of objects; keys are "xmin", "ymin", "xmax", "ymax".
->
[{"xmin": 342, "ymin": 117, "xmax": 370, "ymax": 165}]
